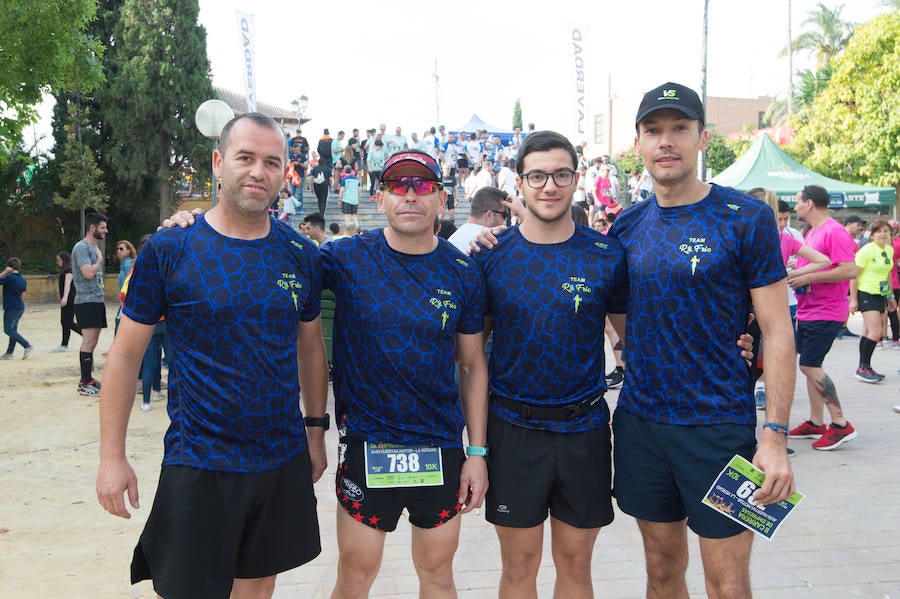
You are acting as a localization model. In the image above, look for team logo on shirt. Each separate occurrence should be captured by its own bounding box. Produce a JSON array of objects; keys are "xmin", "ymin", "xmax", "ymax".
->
[
  {"xmin": 289, "ymin": 240, "xmax": 306, "ymax": 250},
  {"xmin": 277, "ymin": 272, "xmax": 303, "ymax": 310},
  {"xmin": 678, "ymin": 237, "xmax": 713, "ymax": 276},
  {"xmin": 560, "ymin": 276, "xmax": 592, "ymax": 314},
  {"xmin": 726, "ymin": 203, "xmax": 740, "ymax": 211},
  {"xmin": 429, "ymin": 288, "xmax": 458, "ymax": 330}
]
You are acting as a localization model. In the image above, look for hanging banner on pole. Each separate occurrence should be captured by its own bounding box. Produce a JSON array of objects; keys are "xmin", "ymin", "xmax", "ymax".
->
[
  {"xmin": 570, "ymin": 25, "xmax": 588, "ymax": 140},
  {"xmin": 236, "ymin": 11, "xmax": 257, "ymax": 113}
]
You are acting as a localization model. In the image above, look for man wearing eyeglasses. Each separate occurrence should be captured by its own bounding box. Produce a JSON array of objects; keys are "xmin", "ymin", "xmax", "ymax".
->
[
  {"xmin": 472, "ymin": 130, "xmax": 628, "ymax": 599},
  {"xmin": 322, "ymin": 150, "xmax": 489, "ymax": 598}
]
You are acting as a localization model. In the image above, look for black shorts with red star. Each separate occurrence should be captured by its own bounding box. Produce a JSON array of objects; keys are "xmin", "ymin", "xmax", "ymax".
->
[{"xmin": 335, "ymin": 437, "xmax": 465, "ymax": 532}]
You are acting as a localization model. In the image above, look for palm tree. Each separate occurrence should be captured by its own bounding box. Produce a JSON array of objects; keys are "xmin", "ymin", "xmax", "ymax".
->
[{"xmin": 783, "ymin": 3, "xmax": 854, "ymax": 68}]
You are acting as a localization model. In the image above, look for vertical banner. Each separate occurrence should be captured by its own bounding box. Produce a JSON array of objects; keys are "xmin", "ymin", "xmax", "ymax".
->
[
  {"xmin": 236, "ymin": 11, "xmax": 257, "ymax": 113},
  {"xmin": 570, "ymin": 25, "xmax": 588, "ymax": 141}
]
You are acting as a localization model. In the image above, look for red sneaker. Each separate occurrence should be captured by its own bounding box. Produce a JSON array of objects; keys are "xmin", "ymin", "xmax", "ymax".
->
[
  {"xmin": 789, "ymin": 420, "xmax": 827, "ymax": 439},
  {"xmin": 812, "ymin": 422, "xmax": 857, "ymax": 451}
]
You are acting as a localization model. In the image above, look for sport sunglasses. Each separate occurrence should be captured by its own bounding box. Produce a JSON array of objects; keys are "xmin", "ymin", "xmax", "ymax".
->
[{"xmin": 380, "ymin": 176, "xmax": 443, "ymax": 195}]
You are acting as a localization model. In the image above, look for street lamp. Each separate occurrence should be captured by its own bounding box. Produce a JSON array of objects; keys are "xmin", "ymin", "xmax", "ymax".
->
[
  {"xmin": 194, "ymin": 99, "xmax": 234, "ymax": 207},
  {"xmin": 291, "ymin": 95, "xmax": 309, "ymax": 124}
]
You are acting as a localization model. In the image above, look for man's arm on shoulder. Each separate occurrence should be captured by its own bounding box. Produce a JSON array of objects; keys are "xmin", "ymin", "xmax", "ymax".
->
[
  {"xmin": 298, "ymin": 317, "xmax": 329, "ymax": 482},
  {"xmin": 456, "ymin": 331, "xmax": 489, "ymax": 513},
  {"xmin": 96, "ymin": 315, "xmax": 156, "ymax": 519},
  {"xmin": 748, "ymin": 279, "xmax": 796, "ymax": 505}
]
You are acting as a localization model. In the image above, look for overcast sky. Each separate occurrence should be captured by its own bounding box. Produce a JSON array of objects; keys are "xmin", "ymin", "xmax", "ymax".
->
[
  {"xmin": 198, "ymin": 0, "xmax": 888, "ymax": 138},
  {"xmin": 27, "ymin": 0, "xmax": 890, "ymax": 155}
]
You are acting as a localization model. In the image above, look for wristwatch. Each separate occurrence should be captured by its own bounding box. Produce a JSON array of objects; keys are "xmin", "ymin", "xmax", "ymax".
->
[{"xmin": 303, "ymin": 414, "xmax": 330, "ymax": 430}]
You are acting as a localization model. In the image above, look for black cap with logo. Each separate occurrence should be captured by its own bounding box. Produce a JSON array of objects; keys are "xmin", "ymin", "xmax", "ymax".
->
[{"xmin": 635, "ymin": 82, "xmax": 705, "ymax": 126}]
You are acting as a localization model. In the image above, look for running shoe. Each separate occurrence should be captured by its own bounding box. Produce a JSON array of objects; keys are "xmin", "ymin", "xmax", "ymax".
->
[
  {"xmin": 23, "ymin": 345, "xmax": 34, "ymax": 359},
  {"xmin": 51, "ymin": 345, "xmax": 69, "ymax": 353},
  {"xmin": 854, "ymin": 366, "xmax": 882, "ymax": 384},
  {"xmin": 786, "ymin": 447, "xmax": 796, "ymax": 457},
  {"xmin": 789, "ymin": 420, "xmax": 827, "ymax": 439},
  {"xmin": 151, "ymin": 389, "xmax": 165, "ymax": 402},
  {"xmin": 78, "ymin": 381, "xmax": 100, "ymax": 396},
  {"xmin": 0, "ymin": 353, "xmax": 12, "ymax": 360},
  {"xmin": 812, "ymin": 422, "xmax": 857, "ymax": 450},
  {"xmin": 140, "ymin": 402, "xmax": 151, "ymax": 412},
  {"xmin": 893, "ymin": 404, "xmax": 900, "ymax": 413},
  {"xmin": 875, "ymin": 341, "xmax": 884, "ymax": 350},
  {"xmin": 892, "ymin": 341, "xmax": 900, "ymax": 350},
  {"xmin": 606, "ymin": 367, "xmax": 624, "ymax": 390}
]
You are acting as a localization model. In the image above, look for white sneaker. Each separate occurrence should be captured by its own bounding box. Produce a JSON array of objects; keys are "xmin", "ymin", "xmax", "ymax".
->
[
  {"xmin": 140, "ymin": 402, "xmax": 151, "ymax": 412},
  {"xmin": 893, "ymin": 404, "xmax": 900, "ymax": 414},
  {"xmin": 151, "ymin": 389, "xmax": 165, "ymax": 402},
  {"xmin": 0, "ymin": 353, "xmax": 12, "ymax": 360},
  {"xmin": 51, "ymin": 345, "xmax": 69, "ymax": 353},
  {"xmin": 23, "ymin": 346, "xmax": 34, "ymax": 359}
]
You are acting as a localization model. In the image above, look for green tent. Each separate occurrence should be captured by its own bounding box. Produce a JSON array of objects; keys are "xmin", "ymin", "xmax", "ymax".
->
[{"xmin": 711, "ymin": 133, "xmax": 896, "ymax": 207}]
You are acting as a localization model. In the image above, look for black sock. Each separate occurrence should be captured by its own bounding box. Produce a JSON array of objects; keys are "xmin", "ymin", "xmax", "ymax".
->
[
  {"xmin": 832, "ymin": 422, "xmax": 847, "ymax": 429},
  {"xmin": 859, "ymin": 337, "xmax": 877, "ymax": 368},
  {"xmin": 79, "ymin": 352, "xmax": 93, "ymax": 383}
]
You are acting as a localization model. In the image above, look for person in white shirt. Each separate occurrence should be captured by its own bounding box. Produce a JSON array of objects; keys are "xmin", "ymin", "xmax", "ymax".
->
[{"xmin": 496, "ymin": 159, "xmax": 518, "ymax": 197}]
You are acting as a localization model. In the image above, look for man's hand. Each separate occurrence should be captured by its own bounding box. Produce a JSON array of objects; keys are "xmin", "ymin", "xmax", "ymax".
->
[
  {"xmin": 468, "ymin": 226, "xmax": 505, "ymax": 254},
  {"xmin": 752, "ymin": 431, "xmax": 795, "ymax": 505},
  {"xmin": 457, "ymin": 455, "xmax": 487, "ymax": 514},
  {"xmin": 159, "ymin": 208, "xmax": 203, "ymax": 230},
  {"xmin": 737, "ymin": 332, "xmax": 755, "ymax": 362},
  {"xmin": 96, "ymin": 458, "xmax": 139, "ymax": 519},
  {"xmin": 306, "ymin": 429, "xmax": 327, "ymax": 483},
  {"xmin": 94, "ymin": 246, "xmax": 104, "ymax": 266}
]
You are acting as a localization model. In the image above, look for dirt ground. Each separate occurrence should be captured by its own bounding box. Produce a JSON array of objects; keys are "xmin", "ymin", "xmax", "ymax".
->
[{"xmin": 0, "ymin": 302, "xmax": 165, "ymax": 598}]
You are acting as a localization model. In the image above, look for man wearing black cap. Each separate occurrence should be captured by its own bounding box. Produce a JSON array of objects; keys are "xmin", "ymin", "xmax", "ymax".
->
[
  {"xmin": 608, "ymin": 82, "xmax": 797, "ymax": 597},
  {"xmin": 322, "ymin": 150, "xmax": 488, "ymax": 598}
]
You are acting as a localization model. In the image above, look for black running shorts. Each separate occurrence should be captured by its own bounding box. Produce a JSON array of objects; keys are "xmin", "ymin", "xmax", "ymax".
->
[
  {"xmin": 485, "ymin": 412, "xmax": 614, "ymax": 529},
  {"xmin": 131, "ymin": 453, "xmax": 321, "ymax": 599},
  {"xmin": 74, "ymin": 301, "xmax": 107, "ymax": 329},
  {"xmin": 335, "ymin": 437, "xmax": 465, "ymax": 532},
  {"xmin": 612, "ymin": 408, "xmax": 756, "ymax": 538}
]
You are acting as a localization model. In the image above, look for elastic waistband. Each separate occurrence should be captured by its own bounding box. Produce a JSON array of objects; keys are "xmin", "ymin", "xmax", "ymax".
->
[{"xmin": 491, "ymin": 392, "xmax": 603, "ymax": 421}]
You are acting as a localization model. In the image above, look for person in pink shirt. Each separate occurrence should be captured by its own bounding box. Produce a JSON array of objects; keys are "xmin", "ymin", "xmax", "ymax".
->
[
  {"xmin": 787, "ymin": 185, "xmax": 861, "ymax": 450},
  {"xmin": 885, "ymin": 222, "xmax": 900, "ymax": 348}
]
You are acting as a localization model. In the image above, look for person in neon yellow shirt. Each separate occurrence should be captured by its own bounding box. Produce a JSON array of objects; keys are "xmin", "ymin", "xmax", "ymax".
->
[{"xmin": 850, "ymin": 220, "xmax": 896, "ymax": 382}]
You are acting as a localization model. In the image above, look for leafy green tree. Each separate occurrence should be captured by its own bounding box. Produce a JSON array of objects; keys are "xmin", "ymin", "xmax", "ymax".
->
[
  {"xmin": 101, "ymin": 0, "xmax": 214, "ymax": 222},
  {"xmin": 0, "ymin": 0, "xmax": 104, "ymax": 165},
  {"xmin": 791, "ymin": 11, "xmax": 899, "ymax": 189},
  {"xmin": 53, "ymin": 102, "xmax": 108, "ymax": 218},
  {"xmin": 705, "ymin": 133, "xmax": 737, "ymax": 177},
  {"xmin": 512, "ymin": 99, "xmax": 523, "ymax": 130}
]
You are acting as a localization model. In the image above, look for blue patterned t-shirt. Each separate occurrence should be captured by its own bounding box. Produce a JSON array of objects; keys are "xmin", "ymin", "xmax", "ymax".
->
[
  {"xmin": 474, "ymin": 224, "xmax": 627, "ymax": 433},
  {"xmin": 608, "ymin": 184, "xmax": 785, "ymax": 426},
  {"xmin": 321, "ymin": 230, "xmax": 485, "ymax": 447},
  {"xmin": 123, "ymin": 215, "xmax": 322, "ymax": 473}
]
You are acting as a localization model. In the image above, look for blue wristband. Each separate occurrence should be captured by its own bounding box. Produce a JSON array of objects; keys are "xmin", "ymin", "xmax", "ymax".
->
[
  {"xmin": 762, "ymin": 422, "xmax": 789, "ymax": 436},
  {"xmin": 465, "ymin": 445, "xmax": 488, "ymax": 457}
]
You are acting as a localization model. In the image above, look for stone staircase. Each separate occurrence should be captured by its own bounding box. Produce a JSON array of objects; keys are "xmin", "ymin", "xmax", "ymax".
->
[{"xmin": 293, "ymin": 187, "xmax": 472, "ymax": 233}]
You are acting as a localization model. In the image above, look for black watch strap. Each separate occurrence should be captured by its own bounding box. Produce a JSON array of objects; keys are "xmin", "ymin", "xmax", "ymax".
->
[{"xmin": 303, "ymin": 414, "xmax": 330, "ymax": 430}]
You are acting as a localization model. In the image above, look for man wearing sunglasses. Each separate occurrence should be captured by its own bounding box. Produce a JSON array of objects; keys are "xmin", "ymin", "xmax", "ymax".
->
[
  {"xmin": 447, "ymin": 186, "xmax": 510, "ymax": 254},
  {"xmin": 322, "ymin": 150, "xmax": 489, "ymax": 598}
]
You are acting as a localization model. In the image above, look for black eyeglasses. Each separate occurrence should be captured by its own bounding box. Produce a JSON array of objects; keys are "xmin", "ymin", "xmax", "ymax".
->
[
  {"xmin": 521, "ymin": 169, "xmax": 577, "ymax": 189},
  {"xmin": 490, "ymin": 209, "xmax": 510, "ymax": 219}
]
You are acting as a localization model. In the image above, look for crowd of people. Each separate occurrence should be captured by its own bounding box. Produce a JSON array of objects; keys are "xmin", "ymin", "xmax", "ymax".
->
[{"xmin": 0, "ymin": 79, "xmax": 888, "ymax": 599}]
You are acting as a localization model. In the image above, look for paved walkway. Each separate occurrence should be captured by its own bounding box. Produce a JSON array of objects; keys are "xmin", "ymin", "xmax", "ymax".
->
[{"xmin": 273, "ymin": 312, "xmax": 900, "ymax": 598}]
